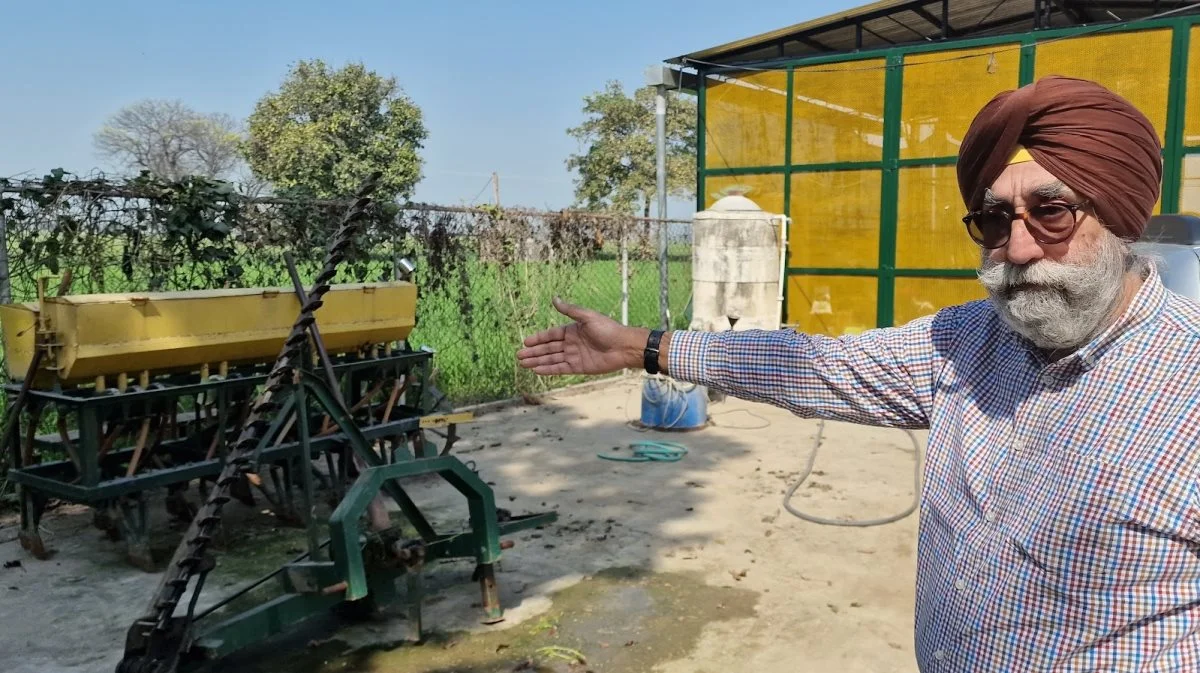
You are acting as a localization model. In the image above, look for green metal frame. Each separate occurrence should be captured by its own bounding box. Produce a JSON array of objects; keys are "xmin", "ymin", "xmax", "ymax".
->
[
  {"xmin": 186, "ymin": 369, "xmax": 558, "ymax": 663},
  {"xmin": 4, "ymin": 347, "xmax": 438, "ymax": 568},
  {"xmin": 696, "ymin": 14, "xmax": 1200, "ymax": 330}
]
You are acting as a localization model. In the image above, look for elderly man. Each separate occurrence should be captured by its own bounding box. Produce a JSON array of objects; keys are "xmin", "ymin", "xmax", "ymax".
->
[{"xmin": 517, "ymin": 75, "xmax": 1200, "ymax": 671}]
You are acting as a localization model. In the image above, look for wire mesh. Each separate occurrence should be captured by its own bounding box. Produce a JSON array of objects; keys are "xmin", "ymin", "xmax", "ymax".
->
[{"xmin": 0, "ymin": 177, "xmax": 693, "ymax": 413}]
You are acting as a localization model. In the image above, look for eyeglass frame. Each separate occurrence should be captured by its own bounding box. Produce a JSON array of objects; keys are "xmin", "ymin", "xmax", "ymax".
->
[{"xmin": 960, "ymin": 200, "xmax": 1091, "ymax": 250}]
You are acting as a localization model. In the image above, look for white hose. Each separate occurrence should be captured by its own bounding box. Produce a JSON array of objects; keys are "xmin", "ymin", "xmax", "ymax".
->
[{"xmin": 782, "ymin": 419, "xmax": 923, "ymax": 527}]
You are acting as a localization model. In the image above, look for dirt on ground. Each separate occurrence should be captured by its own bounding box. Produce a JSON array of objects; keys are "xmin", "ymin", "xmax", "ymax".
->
[{"xmin": 0, "ymin": 375, "xmax": 923, "ymax": 673}]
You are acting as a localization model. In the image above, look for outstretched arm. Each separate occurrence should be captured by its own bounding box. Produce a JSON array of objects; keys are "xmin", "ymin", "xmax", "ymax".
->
[{"xmin": 516, "ymin": 298, "xmax": 954, "ymax": 430}]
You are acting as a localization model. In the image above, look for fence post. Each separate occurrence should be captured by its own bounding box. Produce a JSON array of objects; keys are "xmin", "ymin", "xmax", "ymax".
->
[
  {"xmin": 0, "ymin": 209, "xmax": 10, "ymax": 304},
  {"xmin": 655, "ymin": 85, "xmax": 669, "ymax": 330},
  {"xmin": 620, "ymin": 220, "xmax": 629, "ymax": 326}
]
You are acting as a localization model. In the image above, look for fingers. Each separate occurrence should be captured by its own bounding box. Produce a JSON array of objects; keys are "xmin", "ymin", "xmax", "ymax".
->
[
  {"xmin": 552, "ymin": 296, "xmax": 590, "ymax": 322},
  {"xmin": 516, "ymin": 341, "xmax": 564, "ymax": 360},
  {"xmin": 516, "ymin": 350, "xmax": 572, "ymax": 374},
  {"xmin": 531, "ymin": 362, "xmax": 576, "ymax": 376},
  {"xmin": 523, "ymin": 325, "xmax": 565, "ymax": 348}
]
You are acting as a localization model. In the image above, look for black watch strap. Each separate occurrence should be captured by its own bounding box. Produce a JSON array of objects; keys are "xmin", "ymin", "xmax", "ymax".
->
[{"xmin": 644, "ymin": 329, "xmax": 665, "ymax": 375}]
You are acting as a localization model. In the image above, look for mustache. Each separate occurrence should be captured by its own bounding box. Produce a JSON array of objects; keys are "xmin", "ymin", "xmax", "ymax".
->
[{"xmin": 977, "ymin": 257, "xmax": 1084, "ymax": 294}]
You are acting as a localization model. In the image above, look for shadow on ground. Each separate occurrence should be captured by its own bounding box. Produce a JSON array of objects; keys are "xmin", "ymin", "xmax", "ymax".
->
[{"xmin": 2, "ymin": 378, "xmax": 781, "ymax": 673}]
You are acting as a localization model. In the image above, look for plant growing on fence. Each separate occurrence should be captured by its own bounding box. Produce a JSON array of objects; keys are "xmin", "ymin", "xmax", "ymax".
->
[{"xmin": 1, "ymin": 171, "xmax": 690, "ymax": 409}]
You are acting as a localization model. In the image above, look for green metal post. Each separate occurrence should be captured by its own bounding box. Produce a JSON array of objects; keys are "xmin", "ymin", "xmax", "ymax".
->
[
  {"xmin": 301, "ymin": 371, "xmax": 439, "ymax": 541},
  {"xmin": 877, "ymin": 52, "xmax": 904, "ymax": 328},
  {"xmin": 696, "ymin": 70, "xmax": 707, "ymax": 214},
  {"xmin": 782, "ymin": 66, "xmax": 794, "ymax": 326},
  {"xmin": 1163, "ymin": 24, "xmax": 1193, "ymax": 214},
  {"xmin": 1019, "ymin": 36, "xmax": 1037, "ymax": 86}
]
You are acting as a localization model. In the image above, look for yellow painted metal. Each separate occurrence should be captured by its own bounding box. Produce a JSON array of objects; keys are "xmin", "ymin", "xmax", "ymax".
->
[
  {"xmin": 789, "ymin": 170, "xmax": 882, "ymax": 269},
  {"xmin": 1188, "ymin": 27, "xmax": 1200, "ymax": 147},
  {"xmin": 1034, "ymin": 28, "xmax": 1174, "ymax": 144},
  {"xmin": 900, "ymin": 45, "xmax": 1021, "ymax": 160},
  {"xmin": 785, "ymin": 275, "xmax": 877, "ymax": 337},
  {"xmin": 704, "ymin": 71, "xmax": 788, "ymax": 169},
  {"xmin": 419, "ymin": 412, "xmax": 475, "ymax": 429},
  {"xmin": 893, "ymin": 277, "xmax": 988, "ymax": 326},
  {"xmin": 704, "ymin": 174, "xmax": 785, "ymax": 214},
  {"xmin": 0, "ymin": 302, "xmax": 39, "ymax": 381},
  {"xmin": 792, "ymin": 58, "xmax": 887, "ymax": 165},
  {"xmin": 896, "ymin": 165, "xmax": 982, "ymax": 269},
  {"xmin": 1, "ymin": 282, "xmax": 417, "ymax": 385}
]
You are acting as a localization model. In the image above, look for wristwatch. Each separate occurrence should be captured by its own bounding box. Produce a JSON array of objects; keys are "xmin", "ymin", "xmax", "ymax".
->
[{"xmin": 644, "ymin": 329, "xmax": 664, "ymax": 375}]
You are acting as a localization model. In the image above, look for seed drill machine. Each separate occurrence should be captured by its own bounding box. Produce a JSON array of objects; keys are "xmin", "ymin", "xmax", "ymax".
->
[{"xmin": 0, "ymin": 173, "xmax": 557, "ymax": 672}]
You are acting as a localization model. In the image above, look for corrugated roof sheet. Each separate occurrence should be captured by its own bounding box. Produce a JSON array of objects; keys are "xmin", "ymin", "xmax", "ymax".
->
[{"xmin": 669, "ymin": 0, "xmax": 1199, "ymax": 67}]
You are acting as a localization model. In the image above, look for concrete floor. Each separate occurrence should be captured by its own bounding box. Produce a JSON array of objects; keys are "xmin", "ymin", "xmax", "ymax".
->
[{"xmin": 1, "ymin": 376, "xmax": 924, "ymax": 673}]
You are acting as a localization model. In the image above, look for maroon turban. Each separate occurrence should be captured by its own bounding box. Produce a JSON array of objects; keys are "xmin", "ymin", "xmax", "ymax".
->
[{"xmin": 956, "ymin": 75, "xmax": 1163, "ymax": 241}]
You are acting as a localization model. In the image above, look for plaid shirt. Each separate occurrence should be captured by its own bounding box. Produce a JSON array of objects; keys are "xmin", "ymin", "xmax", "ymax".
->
[{"xmin": 670, "ymin": 264, "xmax": 1200, "ymax": 672}]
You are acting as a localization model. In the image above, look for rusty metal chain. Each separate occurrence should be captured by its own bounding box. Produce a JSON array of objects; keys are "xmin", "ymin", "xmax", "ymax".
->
[{"xmin": 115, "ymin": 171, "xmax": 383, "ymax": 673}]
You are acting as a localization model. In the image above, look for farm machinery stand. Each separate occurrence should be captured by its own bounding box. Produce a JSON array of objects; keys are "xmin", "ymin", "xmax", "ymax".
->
[{"xmin": 0, "ymin": 174, "xmax": 557, "ymax": 672}]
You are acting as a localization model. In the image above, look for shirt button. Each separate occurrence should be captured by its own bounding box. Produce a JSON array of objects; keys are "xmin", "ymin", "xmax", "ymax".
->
[
  {"xmin": 955, "ymin": 579, "xmax": 967, "ymax": 590},
  {"xmin": 985, "ymin": 511, "xmax": 996, "ymax": 522},
  {"xmin": 934, "ymin": 649, "xmax": 947, "ymax": 661}
]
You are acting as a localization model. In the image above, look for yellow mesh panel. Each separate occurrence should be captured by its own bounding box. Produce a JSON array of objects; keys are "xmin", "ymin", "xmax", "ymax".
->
[
  {"xmin": 791, "ymin": 59, "xmax": 887, "ymax": 165},
  {"xmin": 788, "ymin": 170, "xmax": 881, "ymax": 268},
  {"xmin": 893, "ymin": 277, "xmax": 988, "ymax": 326},
  {"xmin": 705, "ymin": 71, "xmax": 788, "ymax": 170},
  {"xmin": 900, "ymin": 45, "xmax": 1021, "ymax": 160},
  {"xmin": 896, "ymin": 165, "xmax": 981, "ymax": 269},
  {"xmin": 1187, "ymin": 27, "xmax": 1200, "ymax": 146},
  {"xmin": 1182, "ymin": 155, "xmax": 1200, "ymax": 215},
  {"xmin": 787, "ymin": 275, "xmax": 877, "ymax": 336},
  {"xmin": 703, "ymin": 174, "xmax": 785, "ymax": 215},
  {"xmin": 1034, "ymin": 28, "xmax": 1173, "ymax": 143}
]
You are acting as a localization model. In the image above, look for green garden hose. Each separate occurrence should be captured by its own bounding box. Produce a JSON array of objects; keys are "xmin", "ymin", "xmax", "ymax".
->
[{"xmin": 598, "ymin": 440, "xmax": 689, "ymax": 462}]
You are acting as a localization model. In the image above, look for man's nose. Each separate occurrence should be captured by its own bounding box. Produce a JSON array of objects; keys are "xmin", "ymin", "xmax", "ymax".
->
[{"xmin": 1002, "ymin": 219, "xmax": 1044, "ymax": 266}]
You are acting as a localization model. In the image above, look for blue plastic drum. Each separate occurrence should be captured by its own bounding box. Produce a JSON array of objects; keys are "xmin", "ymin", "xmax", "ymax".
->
[{"xmin": 639, "ymin": 376, "xmax": 708, "ymax": 431}]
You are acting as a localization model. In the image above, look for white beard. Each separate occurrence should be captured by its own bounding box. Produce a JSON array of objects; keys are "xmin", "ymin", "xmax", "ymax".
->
[{"xmin": 977, "ymin": 232, "xmax": 1131, "ymax": 351}]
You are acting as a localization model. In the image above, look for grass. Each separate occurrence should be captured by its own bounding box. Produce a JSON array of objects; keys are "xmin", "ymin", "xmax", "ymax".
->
[
  {"xmin": 0, "ymin": 245, "xmax": 693, "ymax": 416},
  {"xmin": 405, "ymin": 254, "xmax": 692, "ymax": 404}
]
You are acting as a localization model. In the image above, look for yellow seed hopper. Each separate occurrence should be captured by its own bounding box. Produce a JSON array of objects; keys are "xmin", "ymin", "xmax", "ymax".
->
[{"xmin": 0, "ymin": 282, "xmax": 417, "ymax": 386}]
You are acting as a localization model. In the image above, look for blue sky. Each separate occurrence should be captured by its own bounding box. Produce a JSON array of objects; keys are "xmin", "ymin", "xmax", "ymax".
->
[{"xmin": 0, "ymin": 0, "xmax": 859, "ymax": 216}]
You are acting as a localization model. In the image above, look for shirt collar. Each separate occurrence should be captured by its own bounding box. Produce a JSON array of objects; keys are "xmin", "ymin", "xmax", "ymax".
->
[{"xmin": 1014, "ymin": 263, "xmax": 1166, "ymax": 373}]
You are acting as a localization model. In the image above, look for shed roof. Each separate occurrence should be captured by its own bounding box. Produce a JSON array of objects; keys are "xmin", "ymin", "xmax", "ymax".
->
[{"xmin": 668, "ymin": 0, "xmax": 1200, "ymax": 68}]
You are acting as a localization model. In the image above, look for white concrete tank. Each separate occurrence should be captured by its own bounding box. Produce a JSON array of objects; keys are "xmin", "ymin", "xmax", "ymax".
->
[{"xmin": 690, "ymin": 194, "xmax": 783, "ymax": 333}]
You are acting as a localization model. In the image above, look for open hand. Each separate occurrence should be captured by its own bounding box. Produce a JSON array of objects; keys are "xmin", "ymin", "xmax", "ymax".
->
[{"xmin": 516, "ymin": 298, "xmax": 646, "ymax": 376}]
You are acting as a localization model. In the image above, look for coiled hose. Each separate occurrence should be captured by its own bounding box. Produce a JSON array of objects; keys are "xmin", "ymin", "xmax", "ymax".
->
[{"xmin": 782, "ymin": 419, "xmax": 924, "ymax": 527}]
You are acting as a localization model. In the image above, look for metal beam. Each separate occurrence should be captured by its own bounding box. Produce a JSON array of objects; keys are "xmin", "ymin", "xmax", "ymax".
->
[
  {"xmin": 969, "ymin": 10, "xmax": 1042, "ymax": 35},
  {"xmin": 887, "ymin": 14, "xmax": 936, "ymax": 41},
  {"xmin": 705, "ymin": 0, "xmax": 938, "ymax": 62},
  {"xmin": 1068, "ymin": 0, "xmax": 1198, "ymax": 9},
  {"xmin": 1053, "ymin": 0, "xmax": 1092, "ymax": 22},
  {"xmin": 911, "ymin": 5, "xmax": 951, "ymax": 35},
  {"xmin": 797, "ymin": 35, "xmax": 837, "ymax": 52}
]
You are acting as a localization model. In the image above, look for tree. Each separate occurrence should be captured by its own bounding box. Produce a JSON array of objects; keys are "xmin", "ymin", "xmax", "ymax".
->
[
  {"xmin": 94, "ymin": 99, "xmax": 244, "ymax": 181},
  {"xmin": 566, "ymin": 81, "xmax": 696, "ymax": 216},
  {"xmin": 243, "ymin": 59, "xmax": 428, "ymax": 201}
]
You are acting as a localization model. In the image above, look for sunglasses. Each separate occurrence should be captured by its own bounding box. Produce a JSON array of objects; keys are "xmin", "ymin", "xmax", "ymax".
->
[{"xmin": 961, "ymin": 201, "xmax": 1089, "ymax": 249}]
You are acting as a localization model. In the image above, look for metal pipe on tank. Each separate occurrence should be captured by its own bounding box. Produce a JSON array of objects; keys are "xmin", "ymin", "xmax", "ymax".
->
[
  {"xmin": 656, "ymin": 84, "xmax": 669, "ymax": 330},
  {"xmin": 777, "ymin": 215, "xmax": 790, "ymax": 329}
]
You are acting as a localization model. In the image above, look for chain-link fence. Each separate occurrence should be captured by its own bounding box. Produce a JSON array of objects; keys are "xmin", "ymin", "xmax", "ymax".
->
[{"xmin": 0, "ymin": 173, "xmax": 693, "ymax": 411}]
